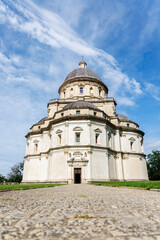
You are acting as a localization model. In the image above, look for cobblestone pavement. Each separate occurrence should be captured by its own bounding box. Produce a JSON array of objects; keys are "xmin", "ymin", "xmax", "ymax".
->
[{"xmin": 1, "ymin": 184, "xmax": 160, "ymax": 240}]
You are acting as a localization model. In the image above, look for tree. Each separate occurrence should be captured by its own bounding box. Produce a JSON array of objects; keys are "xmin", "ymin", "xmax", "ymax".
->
[
  {"xmin": 147, "ymin": 150, "xmax": 160, "ymax": 180},
  {"xmin": 7, "ymin": 161, "xmax": 24, "ymax": 183},
  {"xmin": 0, "ymin": 174, "xmax": 7, "ymax": 183}
]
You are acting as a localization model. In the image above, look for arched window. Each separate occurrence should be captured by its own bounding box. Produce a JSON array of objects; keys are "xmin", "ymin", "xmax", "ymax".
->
[
  {"xmin": 58, "ymin": 134, "xmax": 61, "ymax": 144},
  {"xmin": 129, "ymin": 137, "xmax": 135, "ymax": 151},
  {"xmin": 56, "ymin": 129, "xmax": 63, "ymax": 145},
  {"xmin": 70, "ymin": 88, "xmax": 73, "ymax": 97},
  {"xmin": 90, "ymin": 87, "xmax": 93, "ymax": 95},
  {"xmin": 34, "ymin": 143, "xmax": 38, "ymax": 152},
  {"xmin": 94, "ymin": 128, "xmax": 102, "ymax": 144},
  {"xmin": 108, "ymin": 132, "xmax": 111, "ymax": 147},
  {"xmin": 95, "ymin": 133, "xmax": 99, "ymax": 144},
  {"xmin": 33, "ymin": 140, "xmax": 39, "ymax": 153}
]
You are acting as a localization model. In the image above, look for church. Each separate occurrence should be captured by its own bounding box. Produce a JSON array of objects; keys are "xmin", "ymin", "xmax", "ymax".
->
[{"xmin": 22, "ymin": 60, "xmax": 148, "ymax": 183}]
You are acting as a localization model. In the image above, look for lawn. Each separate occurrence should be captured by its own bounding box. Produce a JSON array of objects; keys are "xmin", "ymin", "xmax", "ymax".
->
[
  {"xmin": 90, "ymin": 181, "xmax": 160, "ymax": 190},
  {"xmin": 0, "ymin": 183, "xmax": 64, "ymax": 191}
]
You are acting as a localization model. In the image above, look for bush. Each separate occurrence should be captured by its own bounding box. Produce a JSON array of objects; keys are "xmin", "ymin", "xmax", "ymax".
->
[
  {"xmin": 147, "ymin": 150, "xmax": 160, "ymax": 180},
  {"xmin": 7, "ymin": 161, "xmax": 24, "ymax": 183},
  {"xmin": 0, "ymin": 174, "xmax": 7, "ymax": 183}
]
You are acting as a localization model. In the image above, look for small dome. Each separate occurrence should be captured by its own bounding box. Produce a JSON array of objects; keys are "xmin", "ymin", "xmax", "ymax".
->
[
  {"xmin": 37, "ymin": 117, "xmax": 47, "ymax": 124},
  {"xmin": 64, "ymin": 68, "xmax": 102, "ymax": 82},
  {"xmin": 62, "ymin": 101, "xmax": 99, "ymax": 111},
  {"xmin": 117, "ymin": 114, "xmax": 130, "ymax": 121}
]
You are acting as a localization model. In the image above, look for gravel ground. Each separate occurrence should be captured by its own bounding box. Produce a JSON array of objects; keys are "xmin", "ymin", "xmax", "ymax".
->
[{"xmin": 0, "ymin": 184, "xmax": 160, "ymax": 240}]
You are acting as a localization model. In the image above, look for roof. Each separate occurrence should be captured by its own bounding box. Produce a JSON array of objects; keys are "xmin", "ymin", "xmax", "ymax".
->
[
  {"xmin": 37, "ymin": 117, "xmax": 47, "ymax": 124},
  {"xmin": 64, "ymin": 68, "xmax": 102, "ymax": 82},
  {"xmin": 117, "ymin": 114, "xmax": 130, "ymax": 121},
  {"xmin": 62, "ymin": 101, "xmax": 99, "ymax": 111}
]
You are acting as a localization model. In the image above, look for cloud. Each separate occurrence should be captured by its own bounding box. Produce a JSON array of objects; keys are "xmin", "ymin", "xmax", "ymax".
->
[
  {"xmin": 145, "ymin": 82, "xmax": 160, "ymax": 101},
  {"xmin": 144, "ymin": 137, "xmax": 160, "ymax": 154},
  {"xmin": 116, "ymin": 97, "xmax": 135, "ymax": 106},
  {"xmin": 0, "ymin": 0, "xmax": 142, "ymax": 105},
  {"xmin": 140, "ymin": 0, "xmax": 160, "ymax": 43}
]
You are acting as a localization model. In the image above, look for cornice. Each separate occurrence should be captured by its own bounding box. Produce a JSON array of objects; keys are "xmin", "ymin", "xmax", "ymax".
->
[
  {"xmin": 26, "ymin": 115, "xmax": 144, "ymax": 138},
  {"xmin": 24, "ymin": 145, "xmax": 146, "ymax": 158},
  {"xmin": 58, "ymin": 77, "xmax": 108, "ymax": 94}
]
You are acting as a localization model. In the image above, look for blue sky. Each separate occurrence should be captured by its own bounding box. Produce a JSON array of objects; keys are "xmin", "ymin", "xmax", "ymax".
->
[{"xmin": 0, "ymin": 0, "xmax": 160, "ymax": 175}]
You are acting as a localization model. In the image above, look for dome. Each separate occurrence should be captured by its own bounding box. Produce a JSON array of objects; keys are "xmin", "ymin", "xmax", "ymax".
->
[
  {"xmin": 64, "ymin": 68, "xmax": 102, "ymax": 82},
  {"xmin": 37, "ymin": 117, "xmax": 47, "ymax": 124},
  {"xmin": 117, "ymin": 114, "xmax": 130, "ymax": 121},
  {"xmin": 62, "ymin": 101, "xmax": 99, "ymax": 111}
]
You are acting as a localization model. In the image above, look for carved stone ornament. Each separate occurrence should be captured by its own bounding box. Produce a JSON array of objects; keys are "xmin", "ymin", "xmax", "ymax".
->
[
  {"xmin": 88, "ymin": 150, "xmax": 93, "ymax": 154},
  {"xmin": 33, "ymin": 139, "xmax": 39, "ymax": 143},
  {"xmin": 123, "ymin": 154, "xmax": 129, "ymax": 160},
  {"xmin": 67, "ymin": 157, "xmax": 88, "ymax": 167},
  {"xmin": 73, "ymin": 151, "xmax": 83, "ymax": 156}
]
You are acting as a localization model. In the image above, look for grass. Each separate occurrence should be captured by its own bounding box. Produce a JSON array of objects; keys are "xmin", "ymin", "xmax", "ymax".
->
[
  {"xmin": 0, "ymin": 183, "xmax": 64, "ymax": 191},
  {"xmin": 90, "ymin": 181, "xmax": 160, "ymax": 190},
  {"xmin": 80, "ymin": 195, "xmax": 87, "ymax": 198}
]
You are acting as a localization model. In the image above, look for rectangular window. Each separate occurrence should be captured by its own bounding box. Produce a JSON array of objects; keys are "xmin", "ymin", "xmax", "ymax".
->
[
  {"xmin": 35, "ymin": 143, "xmax": 38, "ymax": 152},
  {"xmin": 80, "ymin": 87, "xmax": 83, "ymax": 94},
  {"xmin": 76, "ymin": 110, "xmax": 80, "ymax": 114},
  {"xmin": 76, "ymin": 133, "xmax": 80, "ymax": 143},
  {"xmin": 58, "ymin": 134, "xmax": 61, "ymax": 144},
  {"xmin": 95, "ymin": 133, "xmax": 99, "ymax": 144}
]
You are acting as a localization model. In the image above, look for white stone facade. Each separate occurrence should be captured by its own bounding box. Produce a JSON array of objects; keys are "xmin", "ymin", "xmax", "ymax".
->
[{"xmin": 22, "ymin": 60, "xmax": 148, "ymax": 183}]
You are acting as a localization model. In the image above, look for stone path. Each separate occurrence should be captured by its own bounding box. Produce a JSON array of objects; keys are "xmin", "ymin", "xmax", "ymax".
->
[{"xmin": 0, "ymin": 184, "xmax": 160, "ymax": 240}]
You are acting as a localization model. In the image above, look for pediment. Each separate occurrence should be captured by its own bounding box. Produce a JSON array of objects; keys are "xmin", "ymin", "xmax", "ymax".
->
[
  {"xmin": 73, "ymin": 151, "xmax": 83, "ymax": 156},
  {"xmin": 129, "ymin": 137, "xmax": 135, "ymax": 142},
  {"xmin": 33, "ymin": 139, "xmax": 39, "ymax": 143},
  {"xmin": 73, "ymin": 126, "xmax": 83, "ymax": 131},
  {"xmin": 56, "ymin": 129, "xmax": 63, "ymax": 134},
  {"xmin": 94, "ymin": 128, "xmax": 102, "ymax": 133}
]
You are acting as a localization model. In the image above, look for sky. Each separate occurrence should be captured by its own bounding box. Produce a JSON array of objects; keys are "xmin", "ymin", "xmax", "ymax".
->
[{"xmin": 0, "ymin": 0, "xmax": 160, "ymax": 176}]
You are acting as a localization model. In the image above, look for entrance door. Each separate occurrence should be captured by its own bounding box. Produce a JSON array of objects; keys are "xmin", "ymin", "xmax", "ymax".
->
[{"xmin": 74, "ymin": 168, "xmax": 81, "ymax": 184}]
